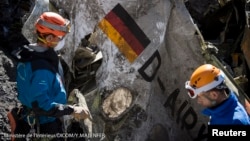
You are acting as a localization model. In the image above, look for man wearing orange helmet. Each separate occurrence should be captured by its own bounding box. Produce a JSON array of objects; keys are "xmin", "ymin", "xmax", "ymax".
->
[
  {"xmin": 185, "ymin": 64, "xmax": 250, "ymax": 125},
  {"xmin": 9, "ymin": 12, "xmax": 89, "ymax": 140}
]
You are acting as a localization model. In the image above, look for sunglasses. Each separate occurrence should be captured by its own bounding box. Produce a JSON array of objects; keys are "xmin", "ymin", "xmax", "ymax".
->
[{"xmin": 185, "ymin": 81, "xmax": 200, "ymax": 99}]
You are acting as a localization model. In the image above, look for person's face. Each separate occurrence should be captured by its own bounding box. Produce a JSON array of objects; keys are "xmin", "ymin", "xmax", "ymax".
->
[
  {"xmin": 196, "ymin": 91, "xmax": 217, "ymax": 108},
  {"xmin": 45, "ymin": 34, "xmax": 64, "ymax": 48},
  {"xmin": 54, "ymin": 37, "xmax": 66, "ymax": 51}
]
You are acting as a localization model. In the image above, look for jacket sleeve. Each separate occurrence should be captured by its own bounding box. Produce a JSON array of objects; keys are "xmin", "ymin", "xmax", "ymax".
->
[
  {"xmin": 29, "ymin": 69, "xmax": 73, "ymax": 117},
  {"xmin": 32, "ymin": 101, "xmax": 74, "ymax": 117}
]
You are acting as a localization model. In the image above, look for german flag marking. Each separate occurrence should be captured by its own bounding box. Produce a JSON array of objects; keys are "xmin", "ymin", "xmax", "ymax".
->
[
  {"xmin": 99, "ymin": 19, "xmax": 138, "ymax": 62},
  {"xmin": 98, "ymin": 3, "xmax": 150, "ymax": 63}
]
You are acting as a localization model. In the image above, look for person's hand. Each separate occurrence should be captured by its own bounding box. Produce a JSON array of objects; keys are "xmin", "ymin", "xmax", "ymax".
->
[
  {"xmin": 70, "ymin": 105, "xmax": 90, "ymax": 121},
  {"xmin": 245, "ymin": 99, "xmax": 250, "ymax": 115}
]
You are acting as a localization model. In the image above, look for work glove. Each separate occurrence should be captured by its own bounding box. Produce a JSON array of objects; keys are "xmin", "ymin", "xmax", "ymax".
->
[{"xmin": 70, "ymin": 105, "xmax": 90, "ymax": 121}]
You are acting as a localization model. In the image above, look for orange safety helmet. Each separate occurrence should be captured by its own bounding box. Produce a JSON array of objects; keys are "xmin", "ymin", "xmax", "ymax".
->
[
  {"xmin": 185, "ymin": 64, "xmax": 225, "ymax": 98},
  {"xmin": 35, "ymin": 12, "xmax": 70, "ymax": 36}
]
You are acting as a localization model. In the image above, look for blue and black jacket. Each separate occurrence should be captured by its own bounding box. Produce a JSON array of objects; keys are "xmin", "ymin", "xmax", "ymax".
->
[
  {"xmin": 14, "ymin": 44, "xmax": 73, "ymax": 124},
  {"xmin": 202, "ymin": 91, "xmax": 250, "ymax": 125}
]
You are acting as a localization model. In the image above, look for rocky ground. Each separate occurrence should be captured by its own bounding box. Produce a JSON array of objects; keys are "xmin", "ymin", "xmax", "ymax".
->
[
  {"xmin": 0, "ymin": 49, "xmax": 20, "ymax": 139},
  {"xmin": 0, "ymin": 0, "xmax": 32, "ymax": 139}
]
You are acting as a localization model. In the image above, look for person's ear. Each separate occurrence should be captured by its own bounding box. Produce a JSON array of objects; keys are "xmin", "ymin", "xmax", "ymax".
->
[
  {"xmin": 45, "ymin": 34, "xmax": 54, "ymax": 42},
  {"xmin": 209, "ymin": 90, "xmax": 218, "ymax": 99}
]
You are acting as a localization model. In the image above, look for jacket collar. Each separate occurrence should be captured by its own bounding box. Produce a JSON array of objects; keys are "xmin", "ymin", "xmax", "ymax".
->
[{"xmin": 202, "ymin": 91, "xmax": 237, "ymax": 116}]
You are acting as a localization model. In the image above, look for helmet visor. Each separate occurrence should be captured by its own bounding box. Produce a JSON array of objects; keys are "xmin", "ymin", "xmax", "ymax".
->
[{"xmin": 185, "ymin": 81, "xmax": 198, "ymax": 99}]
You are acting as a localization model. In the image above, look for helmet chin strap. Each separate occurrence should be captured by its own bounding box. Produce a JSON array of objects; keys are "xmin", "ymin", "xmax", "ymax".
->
[{"xmin": 37, "ymin": 36, "xmax": 57, "ymax": 48}]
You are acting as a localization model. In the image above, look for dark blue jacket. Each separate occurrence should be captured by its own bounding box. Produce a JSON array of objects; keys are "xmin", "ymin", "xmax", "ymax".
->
[{"xmin": 202, "ymin": 91, "xmax": 250, "ymax": 125}]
